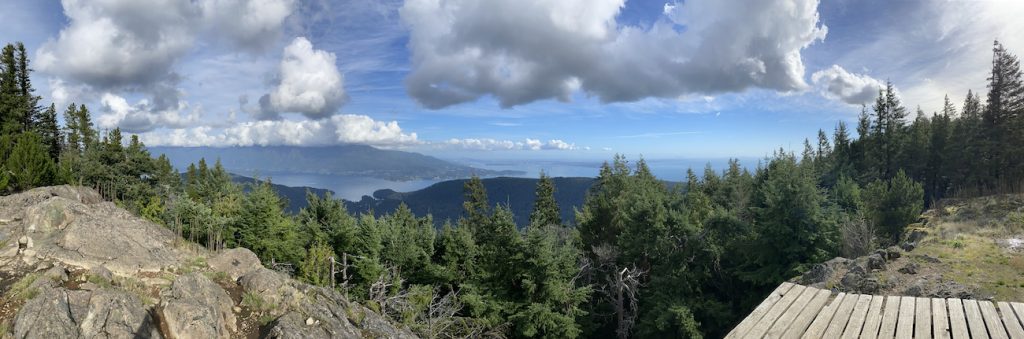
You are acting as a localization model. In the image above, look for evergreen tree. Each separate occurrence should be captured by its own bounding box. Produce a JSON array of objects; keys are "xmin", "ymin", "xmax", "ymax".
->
[
  {"xmin": 6, "ymin": 132, "xmax": 55, "ymax": 191},
  {"xmin": 62, "ymin": 104, "xmax": 81, "ymax": 153},
  {"xmin": 462, "ymin": 175, "xmax": 490, "ymax": 234},
  {"xmin": 902, "ymin": 107, "xmax": 931, "ymax": 182},
  {"xmin": 0, "ymin": 44, "xmax": 20, "ymax": 134},
  {"xmin": 862, "ymin": 170, "xmax": 924, "ymax": 243},
  {"xmin": 36, "ymin": 103, "xmax": 60, "ymax": 160},
  {"xmin": 300, "ymin": 239, "xmax": 337, "ymax": 287},
  {"xmin": 14, "ymin": 43, "xmax": 39, "ymax": 131},
  {"xmin": 983, "ymin": 40, "xmax": 1024, "ymax": 182},
  {"xmin": 299, "ymin": 191, "xmax": 357, "ymax": 254},
  {"xmin": 237, "ymin": 180, "xmax": 304, "ymax": 266},
  {"xmin": 529, "ymin": 172, "xmax": 561, "ymax": 228},
  {"xmin": 744, "ymin": 151, "xmax": 836, "ymax": 284}
]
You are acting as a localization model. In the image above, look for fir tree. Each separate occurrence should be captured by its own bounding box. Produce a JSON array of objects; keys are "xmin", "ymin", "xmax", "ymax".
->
[
  {"xmin": 529, "ymin": 172, "xmax": 561, "ymax": 228},
  {"xmin": 36, "ymin": 103, "xmax": 60, "ymax": 160},
  {"xmin": 6, "ymin": 132, "xmax": 55, "ymax": 191}
]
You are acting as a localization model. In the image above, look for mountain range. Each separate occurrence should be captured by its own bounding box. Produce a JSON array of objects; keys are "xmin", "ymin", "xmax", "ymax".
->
[{"xmin": 152, "ymin": 145, "xmax": 522, "ymax": 181}]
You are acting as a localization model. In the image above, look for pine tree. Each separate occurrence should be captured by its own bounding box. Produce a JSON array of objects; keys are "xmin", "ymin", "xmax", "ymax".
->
[
  {"xmin": 902, "ymin": 107, "xmax": 931, "ymax": 182},
  {"xmin": 0, "ymin": 44, "xmax": 19, "ymax": 134},
  {"xmin": 6, "ymin": 132, "xmax": 55, "ymax": 191},
  {"xmin": 529, "ymin": 172, "xmax": 561, "ymax": 228},
  {"xmin": 745, "ymin": 151, "xmax": 836, "ymax": 284},
  {"xmin": 862, "ymin": 170, "xmax": 924, "ymax": 243},
  {"xmin": 62, "ymin": 104, "xmax": 81, "ymax": 153},
  {"xmin": 872, "ymin": 81, "xmax": 908, "ymax": 179},
  {"xmin": 983, "ymin": 40, "xmax": 1024, "ymax": 182},
  {"xmin": 76, "ymin": 104, "xmax": 96, "ymax": 150},
  {"xmin": 36, "ymin": 103, "xmax": 60, "ymax": 160},
  {"xmin": 461, "ymin": 175, "xmax": 490, "ymax": 235},
  {"xmin": 14, "ymin": 43, "xmax": 39, "ymax": 132}
]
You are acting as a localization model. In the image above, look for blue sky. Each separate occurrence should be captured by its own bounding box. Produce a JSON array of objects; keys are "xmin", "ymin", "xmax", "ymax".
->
[{"xmin": 2, "ymin": 0, "xmax": 1022, "ymax": 163}]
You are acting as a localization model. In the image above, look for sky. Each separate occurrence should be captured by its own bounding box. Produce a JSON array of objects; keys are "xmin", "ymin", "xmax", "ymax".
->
[{"xmin": 2, "ymin": 0, "xmax": 1023, "ymax": 163}]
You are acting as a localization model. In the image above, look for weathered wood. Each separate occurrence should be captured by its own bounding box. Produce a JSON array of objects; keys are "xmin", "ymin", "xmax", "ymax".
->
[
  {"xmin": 859, "ymin": 296, "xmax": 886, "ymax": 339},
  {"xmin": 997, "ymin": 302, "xmax": 1024, "ymax": 339},
  {"xmin": 963, "ymin": 299, "xmax": 989, "ymax": 339},
  {"xmin": 895, "ymin": 296, "xmax": 916, "ymax": 339},
  {"xmin": 978, "ymin": 301, "xmax": 1008, "ymax": 339},
  {"xmin": 842, "ymin": 294, "xmax": 874, "ymax": 339},
  {"xmin": 767, "ymin": 285, "xmax": 821, "ymax": 338},
  {"xmin": 947, "ymin": 299, "xmax": 970, "ymax": 339},
  {"xmin": 915, "ymin": 297, "xmax": 932, "ymax": 339},
  {"xmin": 745, "ymin": 284, "xmax": 809, "ymax": 339},
  {"xmin": 802, "ymin": 293, "xmax": 847, "ymax": 339},
  {"xmin": 727, "ymin": 282, "xmax": 794, "ymax": 338},
  {"xmin": 877, "ymin": 296, "xmax": 902, "ymax": 339},
  {"xmin": 824, "ymin": 294, "xmax": 863, "ymax": 338},
  {"xmin": 1009, "ymin": 303, "xmax": 1024, "ymax": 338},
  {"xmin": 932, "ymin": 298, "xmax": 949, "ymax": 339},
  {"xmin": 783, "ymin": 289, "xmax": 833, "ymax": 339},
  {"xmin": 732, "ymin": 283, "xmax": 1024, "ymax": 339}
]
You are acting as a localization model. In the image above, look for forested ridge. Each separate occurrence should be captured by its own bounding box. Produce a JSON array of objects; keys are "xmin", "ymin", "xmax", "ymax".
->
[{"xmin": 2, "ymin": 39, "xmax": 1024, "ymax": 338}]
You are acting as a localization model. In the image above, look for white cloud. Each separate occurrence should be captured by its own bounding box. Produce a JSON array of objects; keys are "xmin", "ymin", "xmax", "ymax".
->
[
  {"xmin": 36, "ymin": 0, "xmax": 198, "ymax": 89},
  {"xmin": 137, "ymin": 114, "xmax": 417, "ymax": 147},
  {"xmin": 258, "ymin": 37, "xmax": 348, "ymax": 119},
  {"xmin": 811, "ymin": 65, "xmax": 885, "ymax": 105},
  {"xmin": 443, "ymin": 138, "xmax": 578, "ymax": 151},
  {"xmin": 97, "ymin": 92, "xmax": 201, "ymax": 133},
  {"xmin": 828, "ymin": 1, "xmax": 1024, "ymax": 111},
  {"xmin": 37, "ymin": 0, "xmax": 296, "ymax": 131},
  {"xmin": 200, "ymin": 0, "xmax": 296, "ymax": 52},
  {"xmin": 400, "ymin": 0, "xmax": 826, "ymax": 108}
]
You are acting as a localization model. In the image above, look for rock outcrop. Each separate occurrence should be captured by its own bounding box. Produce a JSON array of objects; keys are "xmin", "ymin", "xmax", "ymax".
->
[{"xmin": 0, "ymin": 186, "xmax": 417, "ymax": 338}]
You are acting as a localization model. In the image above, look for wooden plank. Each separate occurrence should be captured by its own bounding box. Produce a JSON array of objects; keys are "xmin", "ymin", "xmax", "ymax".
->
[
  {"xmin": 915, "ymin": 297, "xmax": 932, "ymax": 339},
  {"xmin": 783, "ymin": 289, "xmax": 832, "ymax": 339},
  {"xmin": 932, "ymin": 298, "xmax": 950, "ymax": 339},
  {"xmin": 964, "ymin": 299, "xmax": 990, "ymax": 339},
  {"xmin": 877, "ymin": 296, "xmax": 902, "ymax": 339},
  {"xmin": 727, "ymin": 282, "xmax": 795, "ymax": 338},
  {"xmin": 745, "ymin": 284, "xmax": 809, "ymax": 339},
  {"xmin": 801, "ymin": 293, "xmax": 847, "ymax": 339},
  {"xmin": 947, "ymin": 299, "xmax": 970, "ymax": 339},
  {"xmin": 842, "ymin": 294, "xmax": 875, "ymax": 339},
  {"xmin": 859, "ymin": 296, "xmax": 886, "ymax": 339},
  {"xmin": 895, "ymin": 296, "xmax": 916, "ymax": 339},
  {"xmin": 1008, "ymin": 303, "xmax": 1024, "ymax": 338},
  {"xmin": 823, "ymin": 293, "xmax": 862, "ymax": 338},
  {"xmin": 766, "ymin": 285, "xmax": 821, "ymax": 338},
  {"xmin": 997, "ymin": 302, "xmax": 1024, "ymax": 339},
  {"xmin": 978, "ymin": 301, "xmax": 1008, "ymax": 339}
]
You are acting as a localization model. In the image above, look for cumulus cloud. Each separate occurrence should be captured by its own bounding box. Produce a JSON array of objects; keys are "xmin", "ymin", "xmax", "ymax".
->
[
  {"xmin": 443, "ymin": 138, "xmax": 578, "ymax": 151},
  {"xmin": 811, "ymin": 65, "xmax": 885, "ymax": 105},
  {"xmin": 138, "ymin": 114, "xmax": 417, "ymax": 147},
  {"xmin": 97, "ymin": 92, "xmax": 201, "ymax": 133},
  {"xmin": 400, "ymin": 0, "xmax": 827, "ymax": 108},
  {"xmin": 258, "ymin": 37, "xmax": 348, "ymax": 119},
  {"xmin": 37, "ymin": 0, "xmax": 296, "ymax": 130},
  {"xmin": 36, "ymin": 0, "xmax": 198, "ymax": 89},
  {"xmin": 200, "ymin": 0, "xmax": 296, "ymax": 52}
]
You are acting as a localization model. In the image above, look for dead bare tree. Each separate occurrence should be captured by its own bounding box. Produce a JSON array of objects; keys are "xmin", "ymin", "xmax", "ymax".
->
[
  {"xmin": 417, "ymin": 289, "xmax": 462, "ymax": 339},
  {"xmin": 592, "ymin": 244, "xmax": 646, "ymax": 339},
  {"xmin": 368, "ymin": 264, "xmax": 410, "ymax": 315}
]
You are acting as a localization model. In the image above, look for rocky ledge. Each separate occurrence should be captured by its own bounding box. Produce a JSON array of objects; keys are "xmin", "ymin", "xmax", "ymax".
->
[{"xmin": 0, "ymin": 186, "xmax": 416, "ymax": 338}]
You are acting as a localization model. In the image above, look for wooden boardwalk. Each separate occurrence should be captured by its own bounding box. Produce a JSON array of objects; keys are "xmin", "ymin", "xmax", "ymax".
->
[{"xmin": 726, "ymin": 282, "xmax": 1024, "ymax": 338}]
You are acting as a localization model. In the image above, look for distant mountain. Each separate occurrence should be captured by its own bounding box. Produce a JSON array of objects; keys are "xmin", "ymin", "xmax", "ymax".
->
[
  {"xmin": 344, "ymin": 177, "xmax": 596, "ymax": 227},
  {"xmin": 151, "ymin": 145, "xmax": 522, "ymax": 181}
]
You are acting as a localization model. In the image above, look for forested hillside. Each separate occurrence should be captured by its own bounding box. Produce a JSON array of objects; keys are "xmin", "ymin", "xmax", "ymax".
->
[
  {"xmin": 3, "ymin": 38, "xmax": 1024, "ymax": 338},
  {"xmin": 345, "ymin": 176, "xmax": 595, "ymax": 227}
]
